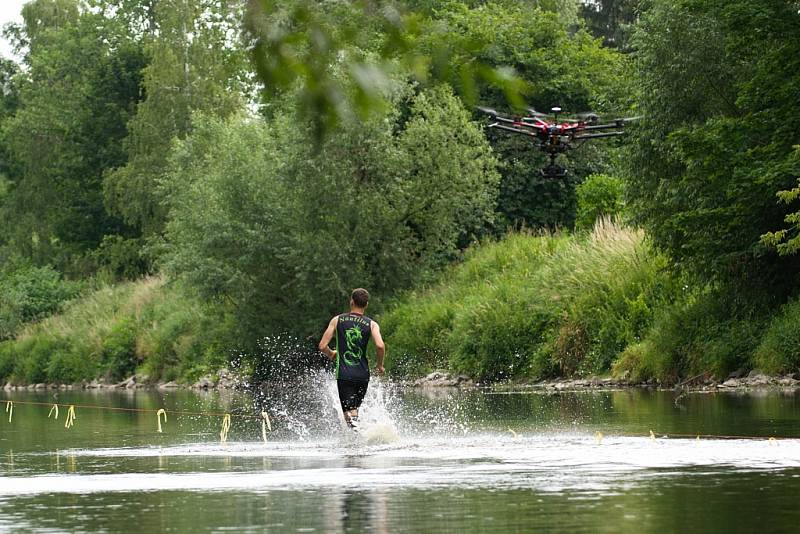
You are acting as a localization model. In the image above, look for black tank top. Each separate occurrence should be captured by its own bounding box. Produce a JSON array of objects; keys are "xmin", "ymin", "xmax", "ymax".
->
[{"xmin": 335, "ymin": 312, "xmax": 372, "ymax": 381}]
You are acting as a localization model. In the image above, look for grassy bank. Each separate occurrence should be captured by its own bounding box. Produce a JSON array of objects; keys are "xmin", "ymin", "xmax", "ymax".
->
[
  {"xmin": 381, "ymin": 221, "xmax": 800, "ymax": 383},
  {"xmin": 4, "ymin": 223, "xmax": 800, "ymax": 387},
  {"xmin": 0, "ymin": 276, "xmax": 234, "ymax": 385}
]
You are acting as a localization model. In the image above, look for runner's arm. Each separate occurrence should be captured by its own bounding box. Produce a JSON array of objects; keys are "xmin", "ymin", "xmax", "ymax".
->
[
  {"xmin": 318, "ymin": 316, "xmax": 338, "ymax": 361},
  {"xmin": 371, "ymin": 321, "xmax": 385, "ymax": 375}
]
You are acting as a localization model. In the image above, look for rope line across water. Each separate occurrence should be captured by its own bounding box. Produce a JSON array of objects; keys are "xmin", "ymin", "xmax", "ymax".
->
[
  {"xmin": 1, "ymin": 397, "xmax": 794, "ymax": 441},
  {"xmin": 0, "ymin": 398, "xmax": 272, "ymax": 420}
]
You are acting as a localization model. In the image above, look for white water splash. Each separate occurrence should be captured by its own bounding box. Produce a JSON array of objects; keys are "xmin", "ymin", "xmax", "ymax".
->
[{"xmin": 7, "ymin": 434, "xmax": 800, "ymax": 495}]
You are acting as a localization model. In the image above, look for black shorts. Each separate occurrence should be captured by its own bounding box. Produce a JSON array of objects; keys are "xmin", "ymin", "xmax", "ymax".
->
[{"xmin": 337, "ymin": 379, "xmax": 369, "ymax": 412}]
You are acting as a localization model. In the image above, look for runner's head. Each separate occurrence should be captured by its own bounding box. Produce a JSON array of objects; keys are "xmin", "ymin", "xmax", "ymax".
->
[{"xmin": 350, "ymin": 288, "xmax": 370, "ymax": 309}]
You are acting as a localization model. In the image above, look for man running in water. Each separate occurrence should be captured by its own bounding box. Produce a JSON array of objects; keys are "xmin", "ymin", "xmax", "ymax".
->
[{"xmin": 318, "ymin": 288, "xmax": 385, "ymax": 430}]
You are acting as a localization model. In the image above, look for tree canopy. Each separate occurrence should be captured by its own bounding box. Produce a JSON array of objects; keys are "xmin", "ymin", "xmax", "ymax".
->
[
  {"xmin": 626, "ymin": 0, "xmax": 800, "ymax": 287},
  {"xmin": 161, "ymin": 83, "xmax": 499, "ymax": 341}
]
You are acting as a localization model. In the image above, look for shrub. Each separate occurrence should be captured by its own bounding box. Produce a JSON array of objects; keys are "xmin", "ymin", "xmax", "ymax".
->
[
  {"xmin": 574, "ymin": 174, "xmax": 625, "ymax": 232},
  {"xmin": 1, "ymin": 276, "xmax": 238, "ymax": 385},
  {"xmin": 47, "ymin": 346, "xmax": 97, "ymax": 383},
  {"xmin": 381, "ymin": 221, "xmax": 678, "ymax": 381},
  {"xmin": 620, "ymin": 287, "xmax": 772, "ymax": 382},
  {"xmin": 101, "ymin": 317, "xmax": 138, "ymax": 381},
  {"xmin": 87, "ymin": 235, "xmax": 149, "ymax": 282},
  {"xmin": 15, "ymin": 336, "xmax": 59, "ymax": 383},
  {"xmin": 754, "ymin": 299, "xmax": 800, "ymax": 374},
  {"xmin": 0, "ymin": 263, "xmax": 83, "ymax": 339},
  {"xmin": 0, "ymin": 342, "xmax": 16, "ymax": 381}
]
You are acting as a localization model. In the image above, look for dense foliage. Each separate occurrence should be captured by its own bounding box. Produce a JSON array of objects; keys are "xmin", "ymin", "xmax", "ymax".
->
[
  {"xmin": 1, "ymin": 1, "xmax": 147, "ymax": 274},
  {"xmin": 0, "ymin": 261, "xmax": 83, "ymax": 340},
  {"xmin": 382, "ymin": 221, "xmax": 677, "ymax": 380},
  {"xmin": 574, "ymin": 173, "xmax": 624, "ymax": 232},
  {"xmin": 626, "ymin": 0, "xmax": 800, "ymax": 286},
  {"xmin": 161, "ymin": 84, "xmax": 499, "ymax": 345},
  {"xmin": 1, "ymin": 0, "xmax": 799, "ymax": 384},
  {"xmin": 0, "ymin": 276, "xmax": 232, "ymax": 384}
]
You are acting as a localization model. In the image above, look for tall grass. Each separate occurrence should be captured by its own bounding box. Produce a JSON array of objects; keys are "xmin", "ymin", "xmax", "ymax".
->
[
  {"xmin": 612, "ymin": 288, "xmax": 769, "ymax": 382},
  {"xmin": 753, "ymin": 299, "xmax": 800, "ymax": 374},
  {"xmin": 0, "ymin": 276, "xmax": 233, "ymax": 384},
  {"xmin": 381, "ymin": 219, "xmax": 679, "ymax": 381}
]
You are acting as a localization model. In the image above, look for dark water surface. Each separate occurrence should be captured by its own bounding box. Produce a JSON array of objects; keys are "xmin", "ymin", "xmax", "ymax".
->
[{"xmin": 2, "ymin": 379, "xmax": 800, "ymax": 533}]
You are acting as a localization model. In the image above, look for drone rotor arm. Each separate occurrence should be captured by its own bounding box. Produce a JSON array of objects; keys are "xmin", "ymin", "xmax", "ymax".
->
[
  {"xmin": 581, "ymin": 122, "xmax": 628, "ymax": 131},
  {"xmin": 488, "ymin": 123, "xmax": 539, "ymax": 137},
  {"xmin": 574, "ymin": 131, "xmax": 625, "ymax": 140}
]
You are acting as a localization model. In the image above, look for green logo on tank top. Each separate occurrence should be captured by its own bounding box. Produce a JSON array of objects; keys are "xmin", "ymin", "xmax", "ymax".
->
[{"xmin": 342, "ymin": 325, "xmax": 363, "ymax": 366}]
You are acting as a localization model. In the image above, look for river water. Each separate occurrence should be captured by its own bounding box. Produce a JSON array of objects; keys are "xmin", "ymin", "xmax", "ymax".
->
[{"xmin": 3, "ymin": 375, "xmax": 800, "ymax": 532}]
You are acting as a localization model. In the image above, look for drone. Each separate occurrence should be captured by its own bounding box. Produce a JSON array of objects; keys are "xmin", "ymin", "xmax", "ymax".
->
[{"xmin": 478, "ymin": 106, "xmax": 637, "ymax": 177}]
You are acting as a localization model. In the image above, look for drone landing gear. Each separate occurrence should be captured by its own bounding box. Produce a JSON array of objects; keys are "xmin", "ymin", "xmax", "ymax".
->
[{"xmin": 540, "ymin": 164, "xmax": 568, "ymax": 178}]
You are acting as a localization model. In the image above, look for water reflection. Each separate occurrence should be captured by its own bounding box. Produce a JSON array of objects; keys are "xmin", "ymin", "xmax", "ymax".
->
[{"xmin": 3, "ymin": 386, "xmax": 800, "ymax": 531}]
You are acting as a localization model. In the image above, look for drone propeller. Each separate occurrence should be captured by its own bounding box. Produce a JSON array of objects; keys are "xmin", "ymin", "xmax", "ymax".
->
[
  {"xmin": 525, "ymin": 108, "xmax": 549, "ymax": 119},
  {"xmin": 574, "ymin": 112, "xmax": 600, "ymax": 123},
  {"xmin": 476, "ymin": 106, "xmax": 499, "ymax": 118},
  {"xmin": 606, "ymin": 116, "xmax": 641, "ymax": 125}
]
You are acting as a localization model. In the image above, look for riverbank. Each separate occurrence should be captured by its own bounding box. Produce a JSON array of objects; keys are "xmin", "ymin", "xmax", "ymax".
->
[
  {"xmin": 382, "ymin": 222, "xmax": 800, "ymax": 384},
  {"xmin": 6, "ymin": 367, "xmax": 800, "ymax": 396},
  {"xmin": 408, "ymin": 370, "xmax": 800, "ymax": 393},
  {"xmin": 0, "ymin": 276, "xmax": 236, "ymax": 386},
  {"xmin": 1, "ymin": 368, "xmax": 238, "ymax": 392},
  {"xmin": 3, "ymin": 223, "xmax": 800, "ymax": 389}
]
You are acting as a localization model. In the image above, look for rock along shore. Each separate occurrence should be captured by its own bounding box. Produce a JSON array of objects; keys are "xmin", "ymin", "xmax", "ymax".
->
[
  {"xmin": 408, "ymin": 369, "xmax": 800, "ymax": 392},
  {"xmin": 4, "ymin": 369, "xmax": 799, "ymax": 393},
  {"xmin": 2, "ymin": 368, "xmax": 240, "ymax": 392}
]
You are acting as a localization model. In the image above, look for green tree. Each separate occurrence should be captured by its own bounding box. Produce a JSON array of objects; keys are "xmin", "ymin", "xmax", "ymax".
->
[
  {"xmin": 0, "ymin": 58, "xmax": 20, "ymax": 233},
  {"xmin": 104, "ymin": 0, "xmax": 248, "ymax": 240},
  {"xmin": 626, "ymin": 0, "xmax": 800, "ymax": 286},
  {"xmin": 419, "ymin": 2, "xmax": 629, "ymax": 229},
  {"xmin": 245, "ymin": 0, "xmax": 536, "ymax": 134},
  {"xmin": 161, "ymin": 83, "xmax": 499, "ymax": 347},
  {"xmin": 579, "ymin": 0, "xmax": 641, "ymax": 49},
  {"xmin": 761, "ymin": 147, "xmax": 800, "ymax": 256},
  {"xmin": 0, "ymin": 1, "xmax": 147, "ymax": 273}
]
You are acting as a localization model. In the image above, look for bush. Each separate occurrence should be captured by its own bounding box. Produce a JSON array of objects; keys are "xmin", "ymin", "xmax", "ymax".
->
[
  {"xmin": 618, "ymin": 287, "xmax": 771, "ymax": 382},
  {"xmin": 0, "ymin": 263, "xmax": 83, "ymax": 339},
  {"xmin": 381, "ymin": 221, "xmax": 678, "ymax": 381},
  {"xmin": 0, "ymin": 342, "xmax": 16, "ymax": 381},
  {"xmin": 101, "ymin": 317, "xmax": 138, "ymax": 381},
  {"xmin": 1, "ymin": 276, "xmax": 238, "ymax": 384},
  {"xmin": 574, "ymin": 174, "xmax": 625, "ymax": 232},
  {"xmin": 14, "ymin": 336, "xmax": 60, "ymax": 384},
  {"xmin": 88, "ymin": 235, "xmax": 150, "ymax": 282},
  {"xmin": 46, "ymin": 345, "xmax": 97, "ymax": 383},
  {"xmin": 754, "ymin": 299, "xmax": 800, "ymax": 374}
]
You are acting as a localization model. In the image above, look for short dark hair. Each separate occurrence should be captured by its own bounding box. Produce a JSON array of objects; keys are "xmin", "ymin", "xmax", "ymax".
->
[{"xmin": 351, "ymin": 288, "xmax": 370, "ymax": 308}]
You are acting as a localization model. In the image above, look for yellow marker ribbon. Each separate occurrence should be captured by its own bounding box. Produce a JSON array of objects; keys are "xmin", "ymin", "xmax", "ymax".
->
[
  {"xmin": 48, "ymin": 404, "xmax": 59, "ymax": 420},
  {"xmin": 649, "ymin": 430, "xmax": 656, "ymax": 441},
  {"xmin": 220, "ymin": 413, "xmax": 231, "ymax": 443},
  {"xmin": 64, "ymin": 405, "xmax": 76, "ymax": 429},
  {"xmin": 261, "ymin": 412, "xmax": 271, "ymax": 443},
  {"xmin": 156, "ymin": 409, "xmax": 167, "ymax": 433},
  {"xmin": 5, "ymin": 401, "xmax": 12, "ymax": 423}
]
